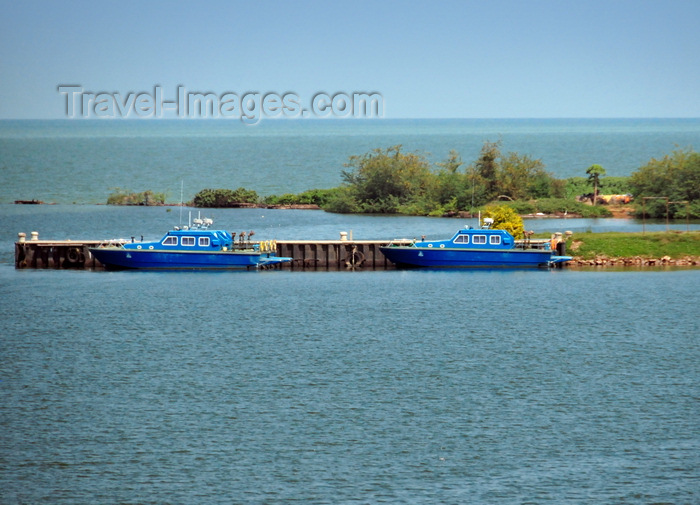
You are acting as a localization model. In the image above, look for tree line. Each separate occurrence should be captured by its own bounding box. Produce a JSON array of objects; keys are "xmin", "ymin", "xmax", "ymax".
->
[
  {"xmin": 324, "ymin": 142, "xmax": 568, "ymax": 215},
  {"xmin": 112, "ymin": 142, "xmax": 699, "ymax": 219},
  {"xmin": 316, "ymin": 142, "xmax": 697, "ymax": 219}
]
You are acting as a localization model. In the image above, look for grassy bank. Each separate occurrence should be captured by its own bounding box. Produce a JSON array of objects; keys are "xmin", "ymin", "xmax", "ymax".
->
[{"xmin": 569, "ymin": 231, "xmax": 700, "ymax": 261}]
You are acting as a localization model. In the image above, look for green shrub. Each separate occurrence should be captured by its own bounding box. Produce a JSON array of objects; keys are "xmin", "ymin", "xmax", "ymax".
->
[
  {"xmin": 482, "ymin": 204, "xmax": 525, "ymax": 239},
  {"xmin": 264, "ymin": 188, "xmax": 345, "ymax": 207},
  {"xmin": 358, "ymin": 195, "xmax": 401, "ymax": 214},
  {"xmin": 565, "ymin": 176, "xmax": 632, "ymax": 199},
  {"xmin": 107, "ymin": 188, "xmax": 166, "ymax": 205},
  {"xmin": 577, "ymin": 204, "xmax": 613, "ymax": 218},
  {"xmin": 193, "ymin": 187, "xmax": 259, "ymax": 207},
  {"xmin": 264, "ymin": 193, "xmax": 298, "ymax": 205},
  {"xmin": 502, "ymin": 200, "xmax": 536, "ymax": 215},
  {"xmin": 629, "ymin": 148, "xmax": 700, "ymax": 218},
  {"xmin": 533, "ymin": 198, "xmax": 577, "ymax": 214},
  {"xmin": 297, "ymin": 188, "xmax": 339, "ymax": 206},
  {"xmin": 322, "ymin": 187, "xmax": 361, "ymax": 213}
]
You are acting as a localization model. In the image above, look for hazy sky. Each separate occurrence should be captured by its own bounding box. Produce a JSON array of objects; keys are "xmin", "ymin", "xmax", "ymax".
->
[{"xmin": 1, "ymin": 0, "xmax": 698, "ymax": 119}]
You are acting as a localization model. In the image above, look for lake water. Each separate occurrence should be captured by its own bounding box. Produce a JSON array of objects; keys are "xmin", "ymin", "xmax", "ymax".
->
[
  {"xmin": 2, "ymin": 261, "xmax": 699, "ymax": 504},
  {"xmin": 1, "ymin": 118, "xmax": 699, "ymax": 204},
  {"xmin": 1, "ymin": 119, "xmax": 699, "ymax": 504},
  {"xmin": 1, "ymin": 205, "xmax": 699, "ymax": 505}
]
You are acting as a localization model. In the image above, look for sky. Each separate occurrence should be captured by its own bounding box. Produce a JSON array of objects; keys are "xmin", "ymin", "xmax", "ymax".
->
[{"xmin": 1, "ymin": 0, "xmax": 699, "ymax": 119}]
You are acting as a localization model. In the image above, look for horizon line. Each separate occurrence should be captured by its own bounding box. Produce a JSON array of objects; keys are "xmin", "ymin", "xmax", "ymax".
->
[{"xmin": 1, "ymin": 116, "xmax": 700, "ymax": 122}]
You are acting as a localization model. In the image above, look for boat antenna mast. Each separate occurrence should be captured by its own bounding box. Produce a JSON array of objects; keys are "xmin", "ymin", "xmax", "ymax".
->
[{"xmin": 179, "ymin": 180, "xmax": 184, "ymax": 227}]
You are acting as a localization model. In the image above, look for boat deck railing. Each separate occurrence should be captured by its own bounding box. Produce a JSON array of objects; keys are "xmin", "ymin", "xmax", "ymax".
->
[{"xmin": 515, "ymin": 239, "xmax": 551, "ymax": 250}]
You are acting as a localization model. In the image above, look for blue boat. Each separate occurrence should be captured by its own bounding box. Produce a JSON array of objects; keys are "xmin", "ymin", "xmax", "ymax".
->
[
  {"xmin": 379, "ymin": 220, "xmax": 572, "ymax": 269},
  {"xmin": 89, "ymin": 218, "xmax": 292, "ymax": 270}
]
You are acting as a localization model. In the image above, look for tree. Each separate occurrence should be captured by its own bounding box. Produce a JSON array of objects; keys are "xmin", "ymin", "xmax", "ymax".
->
[
  {"xmin": 436, "ymin": 149, "xmax": 463, "ymax": 174},
  {"xmin": 482, "ymin": 204, "xmax": 525, "ymax": 239},
  {"xmin": 339, "ymin": 145, "xmax": 433, "ymax": 213},
  {"xmin": 629, "ymin": 148, "xmax": 700, "ymax": 218},
  {"xmin": 499, "ymin": 152, "xmax": 554, "ymax": 200},
  {"xmin": 431, "ymin": 150, "xmax": 472, "ymax": 212},
  {"xmin": 586, "ymin": 164, "xmax": 606, "ymax": 205},
  {"xmin": 107, "ymin": 188, "xmax": 166, "ymax": 205},
  {"xmin": 193, "ymin": 187, "xmax": 259, "ymax": 207},
  {"xmin": 466, "ymin": 141, "xmax": 558, "ymax": 204},
  {"xmin": 474, "ymin": 140, "xmax": 501, "ymax": 201}
]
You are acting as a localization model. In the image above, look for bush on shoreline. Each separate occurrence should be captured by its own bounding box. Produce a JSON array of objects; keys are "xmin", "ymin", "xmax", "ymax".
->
[
  {"xmin": 319, "ymin": 143, "xmax": 569, "ymax": 216},
  {"xmin": 107, "ymin": 188, "xmax": 166, "ymax": 206},
  {"xmin": 192, "ymin": 188, "xmax": 259, "ymax": 207},
  {"xmin": 107, "ymin": 144, "xmax": 697, "ymax": 220},
  {"xmin": 503, "ymin": 198, "xmax": 612, "ymax": 218},
  {"xmin": 629, "ymin": 148, "xmax": 700, "ymax": 219},
  {"xmin": 262, "ymin": 188, "xmax": 341, "ymax": 207}
]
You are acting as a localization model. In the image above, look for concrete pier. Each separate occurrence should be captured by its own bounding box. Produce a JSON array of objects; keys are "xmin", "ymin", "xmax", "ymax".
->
[
  {"xmin": 275, "ymin": 240, "xmax": 411, "ymax": 270},
  {"xmin": 14, "ymin": 233, "xmax": 410, "ymax": 270},
  {"xmin": 14, "ymin": 234, "xmax": 127, "ymax": 269}
]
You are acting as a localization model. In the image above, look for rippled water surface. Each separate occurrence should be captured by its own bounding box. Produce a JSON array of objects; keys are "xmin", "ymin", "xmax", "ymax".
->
[
  {"xmin": 2, "ymin": 261, "xmax": 698, "ymax": 504},
  {"xmin": 2, "ymin": 117, "xmax": 699, "ymax": 503}
]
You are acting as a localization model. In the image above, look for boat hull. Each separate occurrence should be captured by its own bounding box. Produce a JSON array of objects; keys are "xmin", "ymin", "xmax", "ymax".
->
[
  {"xmin": 379, "ymin": 245, "xmax": 555, "ymax": 268},
  {"xmin": 90, "ymin": 247, "xmax": 289, "ymax": 270}
]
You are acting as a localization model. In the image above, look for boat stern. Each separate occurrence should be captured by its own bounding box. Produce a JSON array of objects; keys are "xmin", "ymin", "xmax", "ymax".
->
[
  {"xmin": 257, "ymin": 254, "xmax": 293, "ymax": 267},
  {"xmin": 549, "ymin": 255, "xmax": 573, "ymax": 265}
]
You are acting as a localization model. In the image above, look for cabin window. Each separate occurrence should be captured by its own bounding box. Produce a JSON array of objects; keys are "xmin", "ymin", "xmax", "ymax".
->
[
  {"xmin": 453, "ymin": 235, "xmax": 469, "ymax": 244},
  {"xmin": 473, "ymin": 235, "xmax": 486, "ymax": 244},
  {"xmin": 199, "ymin": 237, "xmax": 210, "ymax": 247},
  {"xmin": 181, "ymin": 236, "xmax": 195, "ymax": 246},
  {"xmin": 162, "ymin": 236, "xmax": 178, "ymax": 246},
  {"xmin": 490, "ymin": 235, "xmax": 501, "ymax": 245}
]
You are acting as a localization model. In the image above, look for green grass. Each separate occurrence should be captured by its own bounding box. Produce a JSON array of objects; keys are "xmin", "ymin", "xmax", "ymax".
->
[{"xmin": 570, "ymin": 231, "xmax": 700, "ymax": 260}]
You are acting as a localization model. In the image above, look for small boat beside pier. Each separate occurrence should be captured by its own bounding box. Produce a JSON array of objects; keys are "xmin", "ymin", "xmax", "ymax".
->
[
  {"xmin": 88, "ymin": 218, "xmax": 291, "ymax": 270},
  {"xmin": 14, "ymin": 230, "xmax": 404, "ymax": 271},
  {"xmin": 379, "ymin": 219, "xmax": 572, "ymax": 268}
]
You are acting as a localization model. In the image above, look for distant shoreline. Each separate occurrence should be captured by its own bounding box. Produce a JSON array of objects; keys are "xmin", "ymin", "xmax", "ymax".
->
[
  {"xmin": 11, "ymin": 199, "xmax": 643, "ymax": 220},
  {"xmin": 3, "ymin": 199, "xmax": 672, "ymax": 223}
]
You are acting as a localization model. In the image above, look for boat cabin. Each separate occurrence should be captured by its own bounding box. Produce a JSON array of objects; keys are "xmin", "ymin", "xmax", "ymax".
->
[
  {"xmin": 415, "ymin": 227, "xmax": 517, "ymax": 250},
  {"xmin": 123, "ymin": 229, "xmax": 235, "ymax": 251},
  {"xmin": 449, "ymin": 228, "xmax": 515, "ymax": 248}
]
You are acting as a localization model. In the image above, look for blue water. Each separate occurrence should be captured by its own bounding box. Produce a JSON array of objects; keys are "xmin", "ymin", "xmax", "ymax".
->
[
  {"xmin": 1, "ymin": 118, "xmax": 699, "ymax": 204},
  {"xmin": 1, "ymin": 120, "xmax": 699, "ymax": 504},
  {"xmin": 2, "ymin": 263, "xmax": 699, "ymax": 504}
]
